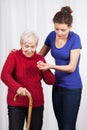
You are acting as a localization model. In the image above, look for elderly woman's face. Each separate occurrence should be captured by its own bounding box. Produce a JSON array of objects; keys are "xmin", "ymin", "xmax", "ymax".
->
[{"xmin": 21, "ymin": 42, "xmax": 37, "ymax": 57}]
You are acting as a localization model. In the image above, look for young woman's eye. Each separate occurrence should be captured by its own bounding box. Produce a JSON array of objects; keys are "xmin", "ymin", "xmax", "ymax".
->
[
  {"xmin": 55, "ymin": 28, "xmax": 59, "ymax": 31},
  {"xmin": 61, "ymin": 29, "xmax": 67, "ymax": 32}
]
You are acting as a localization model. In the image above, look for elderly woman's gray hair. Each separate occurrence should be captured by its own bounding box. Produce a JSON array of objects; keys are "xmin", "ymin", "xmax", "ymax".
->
[{"xmin": 20, "ymin": 30, "xmax": 39, "ymax": 45}]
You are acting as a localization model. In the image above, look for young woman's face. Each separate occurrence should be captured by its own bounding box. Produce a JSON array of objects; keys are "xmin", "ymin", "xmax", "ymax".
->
[
  {"xmin": 54, "ymin": 23, "xmax": 71, "ymax": 39},
  {"xmin": 21, "ymin": 42, "xmax": 37, "ymax": 57}
]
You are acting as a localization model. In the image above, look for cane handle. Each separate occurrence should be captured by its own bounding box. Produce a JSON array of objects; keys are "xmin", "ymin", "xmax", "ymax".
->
[{"xmin": 14, "ymin": 92, "xmax": 33, "ymax": 130}]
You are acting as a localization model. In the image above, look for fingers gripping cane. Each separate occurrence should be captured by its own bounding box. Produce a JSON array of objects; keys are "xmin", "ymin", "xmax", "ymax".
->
[{"xmin": 14, "ymin": 92, "xmax": 33, "ymax": 130}]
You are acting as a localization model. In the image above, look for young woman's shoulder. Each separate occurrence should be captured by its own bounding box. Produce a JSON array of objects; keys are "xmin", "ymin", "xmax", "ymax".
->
[
  {"xmin": 69, "ymin": 31, "xmax": 82, "ymax": 49},
  {"xmin": 69, "ymin": 31, "xmax": 80, "ymax": 39},
  {"xmin": 47, "ymin": 31, "xmax": 56, "ymax": 37}
]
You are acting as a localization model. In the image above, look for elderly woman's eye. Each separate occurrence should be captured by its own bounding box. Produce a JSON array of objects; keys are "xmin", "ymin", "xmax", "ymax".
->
[{"xmin": 24, "ymin": 45, "xmax": 29, "ymax": 48}]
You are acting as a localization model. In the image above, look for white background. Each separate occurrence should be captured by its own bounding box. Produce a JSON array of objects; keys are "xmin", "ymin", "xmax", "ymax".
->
[{"xmin": 0, "ymin": 0, "xmax": 87, "ymax": 130}]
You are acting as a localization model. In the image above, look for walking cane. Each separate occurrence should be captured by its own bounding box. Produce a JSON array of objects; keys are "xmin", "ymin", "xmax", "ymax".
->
[{"xmin": 14, "ymin": 92, "xmax": 33, "ymax": 130}]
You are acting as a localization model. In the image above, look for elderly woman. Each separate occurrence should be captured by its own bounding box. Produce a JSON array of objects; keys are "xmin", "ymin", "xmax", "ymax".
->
[{"xmin": 1, "ymin": 30, "xmax": 55, "ymax": 130}]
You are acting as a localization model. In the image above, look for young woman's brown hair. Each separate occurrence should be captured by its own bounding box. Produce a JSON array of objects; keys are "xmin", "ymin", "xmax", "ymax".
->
[{"xmin": 53, "ymin": 6, "xmax": 73, "ymax": 26}]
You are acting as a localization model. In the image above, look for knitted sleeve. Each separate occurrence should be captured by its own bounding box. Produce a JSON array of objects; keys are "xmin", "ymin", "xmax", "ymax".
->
[
  {"xmin": 1, "ymin": 52, "xmax": 22, "ymax": 92},
  {"xmin": 42, "ymin": 70, "xmax": 55, "ymax": 85},
  {"xmin": 39, "ymin": 56, "xmax": 55, "ymax": 85}
]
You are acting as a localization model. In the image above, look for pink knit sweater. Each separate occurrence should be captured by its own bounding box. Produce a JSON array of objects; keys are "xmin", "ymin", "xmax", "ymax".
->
[{"xmin": 1, "ymin": 50, "xmax": 55, "ymax": 107}]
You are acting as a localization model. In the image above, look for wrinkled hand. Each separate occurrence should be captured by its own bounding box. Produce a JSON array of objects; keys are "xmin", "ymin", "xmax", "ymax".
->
[
  {"xmin": 10, "ymin": 49, "xmax": 17, "ymax": 53},
  {"xmin": 37, "ymin": 60, "xmax": 51, "ymax": 71},
  {"xmin": 17, "ymin": 87, "xmax": 31, "ymax": 96}
]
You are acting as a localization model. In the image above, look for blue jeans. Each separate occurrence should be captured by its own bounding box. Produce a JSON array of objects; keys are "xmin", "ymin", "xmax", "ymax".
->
[
  {"xmin": 52, "ymin": 85, "xmax": 82, "ymax": 130},
  {"xmin": 8, "ymin": 105, "xmax": 44, "ymax": 130}
]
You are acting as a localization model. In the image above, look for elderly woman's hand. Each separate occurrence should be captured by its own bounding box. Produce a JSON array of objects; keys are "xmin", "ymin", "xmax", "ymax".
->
[{"xmin": 17, "ymin": 87, "xmax": 31, "ymax": 96}]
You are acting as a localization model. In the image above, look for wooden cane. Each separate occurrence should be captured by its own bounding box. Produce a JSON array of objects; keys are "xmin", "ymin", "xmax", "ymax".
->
[{"xmin": 14, "ymin": 92, "xmax": 33, "ymax": 130}]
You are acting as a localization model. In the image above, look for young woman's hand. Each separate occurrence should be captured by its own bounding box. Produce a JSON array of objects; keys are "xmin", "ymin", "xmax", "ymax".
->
[
  {"xmin": 10, "ymin": 49, "xmax": 17, "ymax": 53},
  {"xmin": 37, "ymin": 60, "xmax": 52, "ymax": 71}
]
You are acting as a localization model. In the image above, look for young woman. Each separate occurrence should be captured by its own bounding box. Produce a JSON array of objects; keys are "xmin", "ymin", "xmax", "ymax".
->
[
  {"xmin": 1, "ymin": 31, "xmax": 55, "ymax": 130},
  {"xmin": 37, "ymin": 6, "xmax": 82, "ymax": 130}
]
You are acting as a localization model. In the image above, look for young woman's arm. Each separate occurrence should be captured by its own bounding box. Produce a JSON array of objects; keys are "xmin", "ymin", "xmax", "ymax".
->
[
  {"xmin": 37, "ymin": 49, "xmax": 80, "ymax": 73},
  {"xmin": 38, "ymin": 44, "xmax": 50, "ymax": 57}
]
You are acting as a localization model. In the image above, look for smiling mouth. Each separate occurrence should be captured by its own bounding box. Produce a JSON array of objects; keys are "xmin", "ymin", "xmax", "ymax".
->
[{"xmin": 25, "ymin": 53, "xmax": 33, "ymax": 57}]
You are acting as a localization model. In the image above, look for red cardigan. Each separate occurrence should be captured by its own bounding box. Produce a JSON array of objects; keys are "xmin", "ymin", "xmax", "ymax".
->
[{"xmin": 1, "ymin": 50, "xmax": 55, "ymax": 107}]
